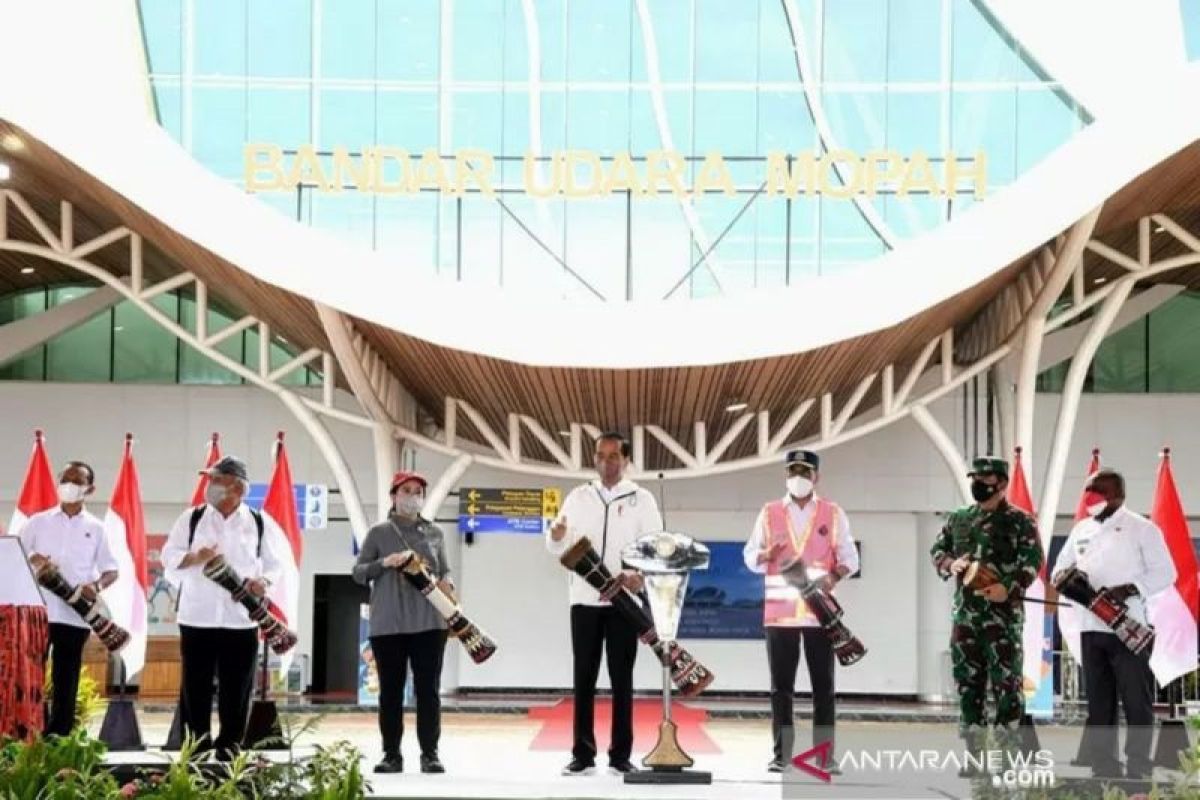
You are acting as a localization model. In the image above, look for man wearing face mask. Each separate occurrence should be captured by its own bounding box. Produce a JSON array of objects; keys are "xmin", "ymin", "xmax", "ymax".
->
[
  {"xmin": 353, "ymin": 471, "xmax": 453, "ymax": 775},
  {"xmin": 546, "ymin": 432, "xmax": 663, "ymax": 777},
  {"xmin": 930, "ymin": 457, "xmax": 1042, "ymax": 762},
  {"xmin": 1051, "ymin": 469, "xmax": 1175, "ymax": 780},
  {"xmin": 20, "ymin": 461, "xmax": 119, "ymax": 736},
  {"xmin": 743, "ymin": 450, "xmax": 859, "ymax": 773},
  {"xmin": 162, "ymin": 456, "xmax": 286, "ymax": 760}
]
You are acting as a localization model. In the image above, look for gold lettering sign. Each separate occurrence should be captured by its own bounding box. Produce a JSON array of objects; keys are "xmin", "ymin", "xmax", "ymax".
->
[{"xmin": 244, "ymin": 145, "xmax": 987, "ymax": 200}]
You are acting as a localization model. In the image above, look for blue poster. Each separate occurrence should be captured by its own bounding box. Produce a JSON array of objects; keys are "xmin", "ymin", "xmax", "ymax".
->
[
  {"xmin": 678, "ymin": 541, "xmax": 765, "ymax": 640},
  {"xmin": 357, "ymin": 604, "xmax": 379, "ymax": 706}
]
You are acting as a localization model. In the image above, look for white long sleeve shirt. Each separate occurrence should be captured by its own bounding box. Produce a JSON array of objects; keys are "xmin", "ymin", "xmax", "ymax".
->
[
  {"xmin": 545, "ymin": 478, "xmax": 663, "ymax": 607},
  {"xmin": 19, "ymin": 506, "xmax": 118, "ymax": 628},
  {"xmin": 162, "ymin": 504, "xmax": 285, "ymax": 629},
  {"xmin": 742, "ymin": 495, "xmax": 859, "ymax": 627},
  {"xmin": 1051, "ymin": 505, "xmax": 1177, "ymax": 634}
]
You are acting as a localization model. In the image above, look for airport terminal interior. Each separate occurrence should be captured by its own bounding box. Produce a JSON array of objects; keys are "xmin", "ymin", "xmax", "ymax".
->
[{"xmin": 3, "ymin": 1, "xmax": 1200, "ymax": 797}]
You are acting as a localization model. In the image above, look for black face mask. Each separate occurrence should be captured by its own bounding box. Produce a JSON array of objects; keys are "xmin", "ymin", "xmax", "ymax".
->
[{"xmin": 970, "ymin": 480, "xmax": 998, "ymax": 503}]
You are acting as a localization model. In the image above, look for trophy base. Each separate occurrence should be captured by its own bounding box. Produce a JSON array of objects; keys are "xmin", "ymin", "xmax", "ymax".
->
[{"xmin": 625, "ymin": 769, "xmax": 713, "ymax": 785}]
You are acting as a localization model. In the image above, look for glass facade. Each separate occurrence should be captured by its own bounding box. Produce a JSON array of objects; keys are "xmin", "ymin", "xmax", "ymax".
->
[
  {"xmin": 1184, "ymin": 0, "xmax": 1200, "ymax": 61},
  {"xmin": 139, "ymin": 0, "xmax": 1089, "ymax": 301},
  {"xmin": 0, "ymin": 286, "xmax": 320, "ymax": 387},
  {"xmin": 1036, "ymin": 292, "xmax": 1200, "ymax": 394}
]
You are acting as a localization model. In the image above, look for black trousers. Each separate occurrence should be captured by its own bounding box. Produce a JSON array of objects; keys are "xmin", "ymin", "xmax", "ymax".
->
[
  {"xmin": 767, "ymin": 626, "xmax": 836, "ymax": 761},
  {"xmin": 570, "ymin": 604, "xmax": 639, "ymax": 765},
  {"xmin": 45, "ymin": 623, "xmax": 91, "ymax": 736},
  {"xmin": 1081, "ymin": 631, "xmax": 1156, "ymax": 778},
  {"xmin": 179, "ymin": 625, "xmax": 259, "ymax": 752},
  {"xmin": 370, "ymin": 629, "xmax": 447, "ymax": 758}
]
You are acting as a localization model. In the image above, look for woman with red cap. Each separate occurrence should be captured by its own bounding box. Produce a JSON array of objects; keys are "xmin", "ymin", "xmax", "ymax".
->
[{"xmin": 353, "ymin": 470, "xmax": 453, "ymax": 775}]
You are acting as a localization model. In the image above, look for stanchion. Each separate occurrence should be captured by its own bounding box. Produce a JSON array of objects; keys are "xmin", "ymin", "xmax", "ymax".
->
[
  {"xmin": 163, "ymin": 690, "xmax": 185, "ymax": 750},
  {"xmin": 241, "ymin": 639, "xmax": 283, "ymax": 749},
  {"xmin": 99, "ymin": 660, "xmax": 143, "ymax": 751}
]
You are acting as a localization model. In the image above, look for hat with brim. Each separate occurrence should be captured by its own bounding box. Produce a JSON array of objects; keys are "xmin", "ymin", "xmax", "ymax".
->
[
  {"xmin": 200, "ymin": 455, "xmax": 249, "ymax": 482},
  {"xmin": 390, "ymin": 470, "xmax": 428, "ymax": 493}
]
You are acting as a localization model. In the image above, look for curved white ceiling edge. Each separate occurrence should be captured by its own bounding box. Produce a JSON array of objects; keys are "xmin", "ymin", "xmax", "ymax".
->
[{"xmin": 2, "ymin": 21, "xmax": 1200, "ymax": 369}]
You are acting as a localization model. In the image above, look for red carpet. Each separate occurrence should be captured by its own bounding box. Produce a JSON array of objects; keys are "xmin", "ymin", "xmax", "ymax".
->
[{"xmin": 527, "ymin": 698, "xmax": 720, "ymax": 754}]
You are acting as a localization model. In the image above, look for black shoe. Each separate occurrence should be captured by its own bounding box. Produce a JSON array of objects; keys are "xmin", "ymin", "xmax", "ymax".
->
[
  {"xmin": 767, "ymin": 757, "xmax": 785, "ymax": 773},
  {"xmin": 561, "ymin": 758, "xmax": 596, "ymax": 776},
  {"xmin": 374, "ymin": 753, "xmax": 403, "ymax": 774},
  {"xmin": 608, "ymin": 760, "xmax": 638, "ymax": 775},
  {"xmin": 421, "ymin": 753, "xmax": 445, "ymax": 774},
  {"xmin": 213, "ymin": 745, "xmax": 238, "ymax": 763}
]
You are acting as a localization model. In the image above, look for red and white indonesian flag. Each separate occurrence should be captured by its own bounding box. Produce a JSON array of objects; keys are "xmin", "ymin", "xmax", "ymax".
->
[
  {"xmin": 190, "ymin": 433, "xmax": 221, "ymax": 507},
  {"xmin": 7, "ymin": 429, "xmax": 57, "ymax": 537},
  {"xmin": 1058, "ymin": 449, "xmax": 1101, "ymax": 665},
  {"xmin": 262, "ymin": 432, "xmax": 302, "ymax": 673},
  {"xmin": 102, "ymin": 434, "xmax": 149, "ymax": 677},
  {"xmin": 1147, "ymin": 449, "xmax": 1199, "ymax": 685},
  {"xmin": 1006, "ymin": 449, "xmax": 1045, "ymax": 691}
]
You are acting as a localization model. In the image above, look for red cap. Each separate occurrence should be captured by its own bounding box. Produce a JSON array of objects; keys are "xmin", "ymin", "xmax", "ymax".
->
[{"xmin": 390, "ymin": 470, "xmax": 428, "ymax": 492}]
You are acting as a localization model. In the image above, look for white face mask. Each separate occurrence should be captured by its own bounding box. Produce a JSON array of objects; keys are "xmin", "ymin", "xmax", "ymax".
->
[
  {"xmin": 1086, "ymin": 501, "xmax": 1108, "ymax": 517},
  {"xmin": 396, "ymin": 494, "xmax": 424, "ymax": 517},
  {"xmin": 204, "ymin": 483, "xmax": 228, "ymax": 507},
  {"xmin": 57, "ymin": 482, "xmax": 87, "ymax": 503},
  {"xmin": 786, "ymin": 476, "xmax": 814, "ymax": 498}
]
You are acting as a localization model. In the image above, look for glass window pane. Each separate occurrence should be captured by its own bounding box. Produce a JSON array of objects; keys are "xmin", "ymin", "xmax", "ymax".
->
[
  {"xmin": 695, "ymin": 91, "xmax": 757, "ymax": 154},
  {"xmin": 887, "ymin": 0, "xmax": 942, "ymax": 82},
  {"xmin": 631, "ymin": 0, "xmax": 692, "ymax": 83},
  {"xmin": 458, "ymin": 196, "xmax": 502, "ymax": 287},
  {"xmin": 377, "ymin": 0, "xmax": 439, "ymax": 81},
  {"xmin": 152, "ymin": 83, "xmax": 184, "ymax": 142},
  {"xmin": 567, "ymin": 91, "xmax": 629, "ymax": 154},
  {"xmin": 140, "ymin": 0, "xmax": 184, "ymax": 74},
  {"xmin": 46, "ymin": 287, "xmax": 111, "ymax": 382},
  {"xmin": 788, "ymin": 195, "xmax": 820, "ymax": 282},
  {"xmin": 113, "ymin": 294, "xmax": 178, "ymax": 383},
  {"xmin": 823, "ymin": 0, "xmax": 887, "ymax": 84},
  {"xmin": 951, "ymin": 0, "xmax": 1015, "ymax": 84},
  {"xmin": 320, "ymin": 0, "xmax": 375, "ymax": 80},
  {"xmin": 192, "ymin": 87, "xmax": 249, "ymax": 179},
  {"xmin": 1148, "ymin": 292, "xmax": 1200, "ymax": 391},
  {"xmin": 564, "ymin": 197, "xmax": 624, "ymax": 300},
  {"xmin": 568, "ymin": 0, "xmax": 630, "ymax": 82},
  {"xmin": 499, "ymin": 196, "xmax": 569, "ymax": 297},
  {"xmin": 319, "ymin": 89, "xmax": 375, "ymax": 151},
  {"xmin": 630, "ymin": 90, "xmax": 690, "ymax": 155},
  {"xmin": 531, "ymin": 0, "xmax": 568, "ymax": 82},
  {"xmin": 248, "ymin": 0, "xmax": 311, "ymax": 78},
  {"xmin": 951, "ymin": 89, "xmax": 1016, "ymax": 188},
  {"xmin": 1184, "ymin": 0, "xmax": 1200, "ymax": 60},
  {"xmin": 453, "ymin": 0, "xmax": 504, "ymax": 82},
  {"xmin": 695, "ymin": 0, "xmax": 757, "ymax": 83},
  {"xmin": 1093, "ymin": 318, "xmax": 1147, "ymax": 392},
  {"xmin": 631, "ymin": 202, "xmax": 691, "ymax": 299},
  {"xmin": 193, "ymin": 0, "xmax": 247, "ymax": 76},
  {"xmin": 759, "ymin": 90, "xmax": 815, "ymax": 153},
  {"xmin": 822, "ymin": 90, "xmax": 886, "ymax": 154},
  {"xmin": 758, "ymin": 0, "xmax": 798, "ymax": 82},
  {"xmin": 1016, "ymin": 87, "xmax": 1082, "ymax": 174},
  {"xmin": 272, "ymin": 342, "xmax": 308, "ymax": 387},
  {"xmin": 377, "ymin": 195, "xmax": 439, "ymax": 272},
  {"xmin": 820, "ymin": 197, "xmax": 886, "ymax": 274},
  {"xmin": 248, "ymin": 88, "xmax": 310, "ymax": 147},
  {"xmin": 377, "ymin": 91, "xmax": 438, "ymax": 151},
  {"xmin": 179, "ymin": 298, "xmax": 242, "ymax": 384},
  {"xmin": 452, "ymin": 91, "xmax": 503, "ymax": 151},
  {"xmin": 887, "ymin": 92, "xmax": 942, "ymax": 153},
  {"xmin": 312, "ymin": 192, "xmax": 375, "ymax": 247},
  {"xmin": 0, "ymin": 289, "xmax": 46, "ymax": 380}
]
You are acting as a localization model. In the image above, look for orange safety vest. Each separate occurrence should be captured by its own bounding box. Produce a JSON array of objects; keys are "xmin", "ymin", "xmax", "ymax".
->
[{"xmin": 762, "ymin": 497, "xmax": 840, "ymax": 627}]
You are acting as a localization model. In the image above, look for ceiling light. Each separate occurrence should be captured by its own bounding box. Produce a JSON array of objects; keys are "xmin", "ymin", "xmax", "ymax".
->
[
  {"xmin": 1154, "ymin": 225, "xmax": 1166, "ymax": 233},
  {"xmin": 558, "ymin": 430, "xmax": 571, "ymax": 437},
  {"xmin": 20, "ymin": 266, "xmax": 35, "ymax": 274},
  {"xmin": 0, "ymin": 134, "xmax": 21, "ymax": 152},
  {"xmin": 113, "ymin": 326, "xmax": 125, "ymax": 332},
  {"xmin": 1094, "ymin": 276, "xmax": 1107, "ymax": 284},
  {"xmin": 0, "ymin": 162, "xmax": 10, "ymax": 181},
  {"xmin": 725, "ymin": 401, "xmax": 749, "ymax": 413}
]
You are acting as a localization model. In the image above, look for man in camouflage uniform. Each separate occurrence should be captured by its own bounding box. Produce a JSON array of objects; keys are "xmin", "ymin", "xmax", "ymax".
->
[{"xmin": 930, "ymin": 457, "xmax": 1042, "ymax": 753}]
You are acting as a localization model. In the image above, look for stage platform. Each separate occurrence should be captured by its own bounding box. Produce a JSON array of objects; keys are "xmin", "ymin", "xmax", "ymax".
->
[{"xmin": 98, "ymin": 711, "xmax": 1190, "ymax": 799}]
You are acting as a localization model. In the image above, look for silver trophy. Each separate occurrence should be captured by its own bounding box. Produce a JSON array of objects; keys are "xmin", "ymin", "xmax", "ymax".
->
[{"xmin": 621, "ymin": 531, "xmax": 712, "ymax": 785}]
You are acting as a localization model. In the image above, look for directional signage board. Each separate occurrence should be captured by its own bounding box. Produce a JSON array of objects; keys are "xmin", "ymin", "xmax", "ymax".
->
[
  {"xmin": 246, "ymin": 483, "xmax": 328, "ymax": 530},
  {"xmin": 458, "ymin": 487, "xmax": 561, "ymax": 535}
]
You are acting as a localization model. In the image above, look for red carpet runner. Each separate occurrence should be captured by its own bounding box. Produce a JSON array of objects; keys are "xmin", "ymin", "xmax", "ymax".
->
[{"xmin": 528, "ymin": 698, "xmax": 720, "ymax": 753}]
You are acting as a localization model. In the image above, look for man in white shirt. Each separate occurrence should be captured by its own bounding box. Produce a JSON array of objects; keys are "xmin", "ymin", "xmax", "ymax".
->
[
  {"xmin": 20, "ymin": 461, "xmax": 118, "ymax": 736},
  {"xmin": 546, "ymin": 432, "xmax": 662, "ymax": 777},
  {"xmin": 162, "ymin": 456, "xmax": 285, "ymax": 760},
  {"xmin": 1051, "ymin": 468, "xmax": 1176, "ymax": 780},
  {"xmin": 743, "ymin": 450, "xmax": 859, "ymax": 773}
]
